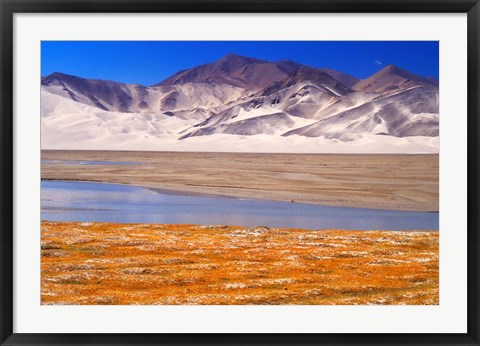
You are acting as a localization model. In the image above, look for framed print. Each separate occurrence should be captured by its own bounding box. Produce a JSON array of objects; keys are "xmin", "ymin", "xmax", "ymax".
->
[{"xmin": 1, "ymin": 0, "xmax": 479, "ymax": 345}]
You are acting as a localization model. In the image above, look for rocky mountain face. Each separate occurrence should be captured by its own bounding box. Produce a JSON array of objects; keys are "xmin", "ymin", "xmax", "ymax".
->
[
  {"xmin": 353, "ymin": 64, "xmax": 438, "ymax": 93},
  {"xmin": 41, "ymin": 54, "xmax": 439, "ymax": 152}
]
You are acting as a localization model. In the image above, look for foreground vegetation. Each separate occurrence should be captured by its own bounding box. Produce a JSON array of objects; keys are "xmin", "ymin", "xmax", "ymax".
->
[{"xmin": 41, "ymin": 221, "xmax": 438, "ymax": 305}]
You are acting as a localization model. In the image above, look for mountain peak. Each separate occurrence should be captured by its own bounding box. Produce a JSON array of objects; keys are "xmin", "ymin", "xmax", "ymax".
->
[
  {"xmin": 277, "ymin": 58, "xmax": 298, "ymax": 65},
  {"xmin": 382, "ymin": 64, "xmax": 398, "ymax": 71},
  {"xmin": 219, "ymin": 53, "xmax": 256, "ymax": 61},
  {"xmin": 43, "ymin": 72, "xmax": 72, "ymax": 80},
  {"xmin": 155, "ymin": 54, "xmax": 288, "ymax": 89},
  {"xmin": 216, "ymin": 53, "xmax": 264, "ymax": 70},
  {"xmin": 46, "ymin": 71, "xmax": 64, "ymax": 77},
  {"xmin": 354, "ymin": 64, "xmax": 438, "ymax": 92},
  {"xmin": 378, "ymin": 64, "xmax": 410, "ymax": 76},
  {"xmin": 41, "ymin": 72, "xmax": 81, "ymax": 86}
]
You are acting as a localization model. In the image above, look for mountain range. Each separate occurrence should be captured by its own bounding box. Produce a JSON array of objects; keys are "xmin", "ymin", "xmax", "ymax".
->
[{"xmin": 41, "ymin": 53, "xmax": 439, "ymax": 153}]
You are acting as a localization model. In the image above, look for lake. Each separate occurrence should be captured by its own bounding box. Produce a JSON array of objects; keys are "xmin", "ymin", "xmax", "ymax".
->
[{"xmin": 41, "ymin": 180, "xmax": 438, "ymax": 230}]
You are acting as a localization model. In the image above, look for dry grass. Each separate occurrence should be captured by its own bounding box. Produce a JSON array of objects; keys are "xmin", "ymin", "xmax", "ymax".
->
[{"xmin": 41, "ymin": 221, "xmax": 438, "ymax": 305}]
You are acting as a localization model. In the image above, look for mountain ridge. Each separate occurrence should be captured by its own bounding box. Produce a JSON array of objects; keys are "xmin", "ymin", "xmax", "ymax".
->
[
  {"xmin": 353, "ymin": 64, "xmax": 438, "ymax": 93},
  {"xmin": 41, "ymin": 54, "xmax": 439, "ymax": 153}
]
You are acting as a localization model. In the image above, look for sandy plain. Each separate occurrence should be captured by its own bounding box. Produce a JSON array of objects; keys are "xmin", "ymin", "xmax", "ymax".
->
[{"xmin": 41, "ymin": 150, "xmax": 438, "ymax": 212}]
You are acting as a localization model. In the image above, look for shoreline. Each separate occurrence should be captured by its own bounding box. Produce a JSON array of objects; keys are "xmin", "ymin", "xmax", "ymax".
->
[
  {"xmin": 40, "ymin": 218, "xmax": 439, "ymax": 232},
  {"xmin": 41, "ymin": 151, "xmax": 439, "ymax": 212},
  {"xmin": 41, "ymin": 177, "xmax": 440, "ymax": 215},
  {"xmin": 40, "ymin": 219, "xmax": 439, "ymax": 231}
]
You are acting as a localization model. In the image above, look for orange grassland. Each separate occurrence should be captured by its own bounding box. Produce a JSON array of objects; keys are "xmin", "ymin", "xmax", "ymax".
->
[{"xmin": 41, "ymin": 221, "xmax": 439, "ymax": 305}]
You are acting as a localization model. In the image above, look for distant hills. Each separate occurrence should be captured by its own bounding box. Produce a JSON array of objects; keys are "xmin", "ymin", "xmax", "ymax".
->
[{"xmin": 41, "ymin": 53, "xmax": 439, "ymax": 153}]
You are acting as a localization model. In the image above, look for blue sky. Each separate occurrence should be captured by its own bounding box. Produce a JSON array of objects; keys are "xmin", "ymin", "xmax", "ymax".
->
[{"xmin": 41, "ymin": 41, "xmax": 439, "ymax": 86}]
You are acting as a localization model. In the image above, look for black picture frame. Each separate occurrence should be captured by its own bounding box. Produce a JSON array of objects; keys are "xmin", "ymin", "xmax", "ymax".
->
[{"xmin": 1, "ymin": 1, "xmax": 479, "ymax": 345}]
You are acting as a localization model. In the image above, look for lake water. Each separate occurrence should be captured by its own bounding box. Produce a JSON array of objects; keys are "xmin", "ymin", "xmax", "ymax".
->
[{"xmin": 41, "ymin": 180, "xmax": 438, "ymax": 230}]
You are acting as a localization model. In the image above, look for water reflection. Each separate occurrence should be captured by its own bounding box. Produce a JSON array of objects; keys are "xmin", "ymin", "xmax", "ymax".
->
[{"xmin": 41, "ymin": 180, "xmax": 439, "ymax": 230}]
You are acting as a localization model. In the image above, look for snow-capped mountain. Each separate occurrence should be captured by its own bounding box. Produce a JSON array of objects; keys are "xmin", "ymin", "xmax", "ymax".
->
[{"xmin": 41, "ymin": 54, "xmax": 439, "ymax": 153}]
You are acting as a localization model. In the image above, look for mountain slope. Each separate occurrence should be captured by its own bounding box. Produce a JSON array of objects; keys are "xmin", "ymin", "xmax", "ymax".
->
[
  {"xmin": 41, "ymin": 55, "xmax": 439, "ymax": 153},
  {"xmin": 42, "ymin": 72, "xmax": 149, "ymax": 112},
  {"xmin": 154, "ymin": 54, "xmax": 359, "ymax": 91},
  {"xmin": 154, "ymin": 54, "xmax": 298, "ymax": 90},
  {"xmin": 354, "ymin": 65, "xmax": 438, "ymax": 93},
  {"xmin": 177, "ymin": 65, "xmax": 438, "ymax": 142},
  {"xmin": 318, "ymin": 68, "xmax": 359, "ymax": 88},
  {"xmin": 42, "ymin": 72, "xmax": 247, "ymax": 115},
  {"xmin": 284, "ymin": 85, "xmax": 439, "ymax": 140}
]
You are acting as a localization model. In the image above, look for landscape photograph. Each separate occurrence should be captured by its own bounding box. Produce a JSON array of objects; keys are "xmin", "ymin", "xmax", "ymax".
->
[{"xmin": 41, "ymin": 41, "xmax": 439, "ymax": 305}]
